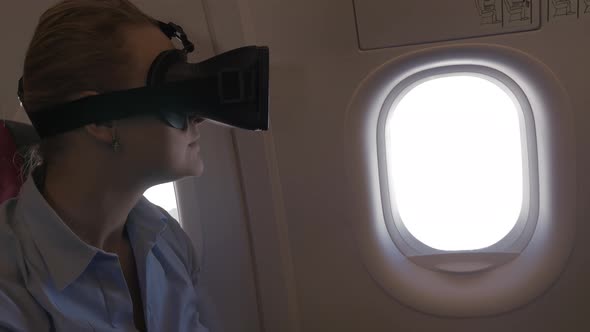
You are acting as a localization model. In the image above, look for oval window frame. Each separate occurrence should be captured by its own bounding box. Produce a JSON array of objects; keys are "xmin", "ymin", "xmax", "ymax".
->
[{"xmin": 344, "ymin": 44, "xmax": 576, "ymax": 317}]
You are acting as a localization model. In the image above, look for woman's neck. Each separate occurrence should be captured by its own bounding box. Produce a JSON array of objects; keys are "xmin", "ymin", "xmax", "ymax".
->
[{"xmin": 38, "ymin": 160, "xmax": 145, "ymax": 253}]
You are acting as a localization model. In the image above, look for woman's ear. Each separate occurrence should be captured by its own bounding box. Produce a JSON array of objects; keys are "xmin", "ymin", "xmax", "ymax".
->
[
  {"xmin": 84, "ymin": 122, "xmax": 116, "ymax": 145},
  {"xmin": 69, "ymin": 90, "xmax": 113, "ymax": 145}
]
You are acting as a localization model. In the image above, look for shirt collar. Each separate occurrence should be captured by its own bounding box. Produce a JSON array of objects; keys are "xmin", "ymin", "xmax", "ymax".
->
[
  {"xmin": 126, "ymin": 197, "xmax": 169, "ymax": 259},
  {"xmin": 15, "ymin": 172, "xmax": 170, "ymax": 291},
  {"xmin": 16, "ymin": 175, "xmax": 99, "ymax": 291}
]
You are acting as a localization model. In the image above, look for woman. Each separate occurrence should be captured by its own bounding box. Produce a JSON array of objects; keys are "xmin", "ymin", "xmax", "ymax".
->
[{"xmin": 0, "ymin": 0, "xmax": 211, "ymax": 330}]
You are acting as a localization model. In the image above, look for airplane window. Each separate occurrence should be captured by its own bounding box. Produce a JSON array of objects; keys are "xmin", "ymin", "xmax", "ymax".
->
[
  {"xmin": 351, "ymin": 45, "xmax": 573, "ymax": 316},
  {"xmin": 385, "ymin": 75, "xmax": 524, "ymax": 251},
  {"xmin": 143, "ymin": 182, "xmax": 180, "ymax": 222}
]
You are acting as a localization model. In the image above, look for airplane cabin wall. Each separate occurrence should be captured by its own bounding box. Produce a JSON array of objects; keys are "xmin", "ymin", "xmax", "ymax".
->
[{"xmin": 204, "ymin": 0, "xmax": 590, "ymax": 331}]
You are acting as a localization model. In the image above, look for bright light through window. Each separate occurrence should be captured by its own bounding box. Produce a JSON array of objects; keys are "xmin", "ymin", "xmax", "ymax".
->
[
  {"xmin": 143, "ymin": 182, "xmax": 180, "ymax": 222},
  {"xmin": 386, "ymin": 75, "xmax": 524, "ymax": 251}
]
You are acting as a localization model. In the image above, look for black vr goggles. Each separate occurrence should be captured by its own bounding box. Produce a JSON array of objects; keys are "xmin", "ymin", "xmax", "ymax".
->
[{"xmin": 18, "ymin": 21, "xmax": 269, "ymax": 138}]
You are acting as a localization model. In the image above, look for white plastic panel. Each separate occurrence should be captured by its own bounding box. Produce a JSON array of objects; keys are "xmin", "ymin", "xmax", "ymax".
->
[
  {"xmin": 353, "ymin": 0, "xmax": 541, "ymax": 49},
  {"xmin": 177, "ymin": 122, "xmax": 262, "ymax": 332},
  {"xmin": 211, "ymin": 0, "xmax": 590, "ymax": 330}
]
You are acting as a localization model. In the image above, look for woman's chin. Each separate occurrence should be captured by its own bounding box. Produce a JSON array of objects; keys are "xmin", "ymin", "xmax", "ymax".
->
[{"xmin": 187, "ymin": 159, "xmax": 205, "ymax": 177}]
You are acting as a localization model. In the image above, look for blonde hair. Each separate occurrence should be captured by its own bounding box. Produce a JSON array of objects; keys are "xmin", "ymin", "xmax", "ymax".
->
[{"xmin": 22, "ymin": 0, "xmax": 157, "ymax": 170}]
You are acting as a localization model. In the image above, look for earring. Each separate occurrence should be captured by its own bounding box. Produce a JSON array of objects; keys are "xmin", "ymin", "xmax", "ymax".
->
[
  {"xmin": 111, "ymin": 127, "xmax": 121, "ymax": 152},
  {"xmin": 112, "ymin": 137, "xmax": 121, "ymax": 152}
]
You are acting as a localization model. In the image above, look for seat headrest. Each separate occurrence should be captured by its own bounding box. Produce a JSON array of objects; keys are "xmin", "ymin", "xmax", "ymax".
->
[{"xmin": 0, "ymin": 121, "xmax": 31, "ymax": 203}]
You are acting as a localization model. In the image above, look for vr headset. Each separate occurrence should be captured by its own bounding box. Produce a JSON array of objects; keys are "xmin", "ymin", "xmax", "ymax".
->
[{"xmin": 17, "ymin": 21, "xmax": 269, "ymax": 138}]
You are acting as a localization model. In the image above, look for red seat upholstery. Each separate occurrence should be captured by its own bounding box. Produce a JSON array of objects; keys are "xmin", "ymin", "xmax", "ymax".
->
[{"xmin": 0, "ymin": 122, "xmax": 24, "ymax": 203}]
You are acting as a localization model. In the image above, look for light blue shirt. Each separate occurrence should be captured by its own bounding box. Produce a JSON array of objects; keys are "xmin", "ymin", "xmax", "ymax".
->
[{"xmin": 0, "ymin": 174, "xmax": 210, "ymax": 331}]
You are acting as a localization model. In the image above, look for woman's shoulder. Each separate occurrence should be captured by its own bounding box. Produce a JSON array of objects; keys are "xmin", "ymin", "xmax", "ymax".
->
[
  {"xmin": 0, "ymin": 200, "xmax": 48, "ymax": 330},
  {"xmin": 141, "ymin": 200, "xmax": 201, "ymax": 275},
  {"xmin": 158, "ymin": 206, "xmax": 195, "ymax": 258},
  {"xmin": 0, "ymin": 199, "xmax": 25, "ymax": 277},
  {"xmin": 0, "ymin": 198, "xmax": 31, "ymax": 290}
]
